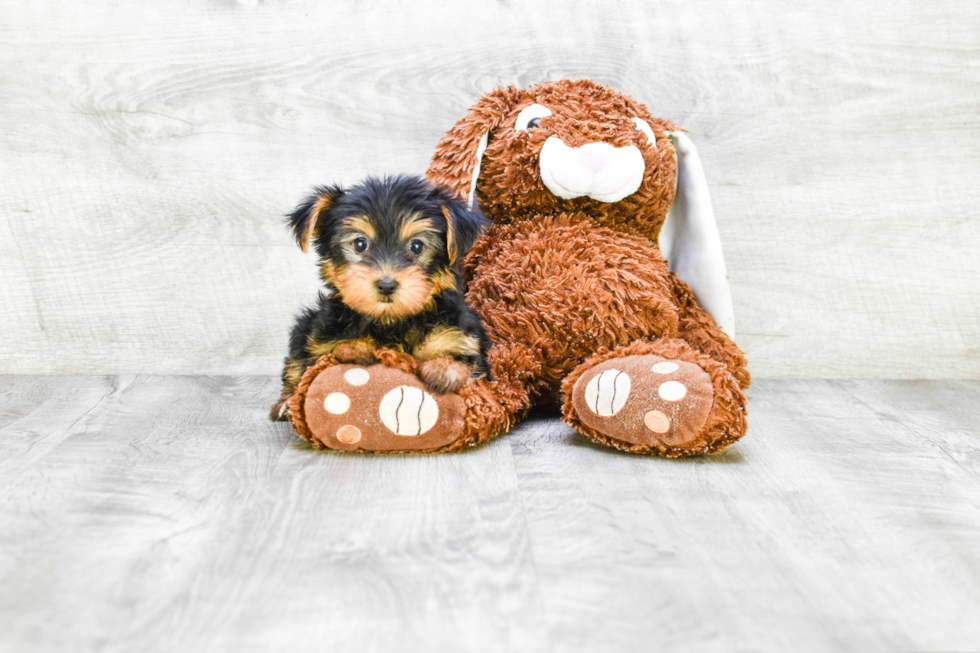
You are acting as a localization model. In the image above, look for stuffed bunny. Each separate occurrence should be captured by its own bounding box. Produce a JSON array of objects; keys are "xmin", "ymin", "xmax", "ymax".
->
[{"xmin": 286, "ymin": 79, "xmax": 749, "ymax": 456}]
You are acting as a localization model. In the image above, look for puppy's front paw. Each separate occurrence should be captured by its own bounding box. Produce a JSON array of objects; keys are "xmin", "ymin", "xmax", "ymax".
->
[
  {"xmin": 418, "ymin": 357, "xmax": 472, "ymax": 394},
  {"xmin": 270, "ymin": 397, "xmax": 290, "ymax": 421},
  {"xmin": 331, "ymin": 338, "xmax": 379, "ymax": 365}
]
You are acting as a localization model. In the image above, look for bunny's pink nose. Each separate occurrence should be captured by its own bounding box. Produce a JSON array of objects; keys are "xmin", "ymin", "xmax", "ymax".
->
[{"xmin": 578, "ymin": 142, "xmax": 616, "ymax": 174}]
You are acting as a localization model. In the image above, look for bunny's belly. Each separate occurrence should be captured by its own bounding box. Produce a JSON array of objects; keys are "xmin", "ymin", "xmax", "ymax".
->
[{"xmin": 465, "ymin": 215, "xmax": 680, "ymax": 394}]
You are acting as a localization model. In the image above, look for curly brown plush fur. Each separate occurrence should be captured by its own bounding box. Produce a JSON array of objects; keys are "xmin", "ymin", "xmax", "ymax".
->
[{"xmin": 426, "ymin": 79, "xmax": 750, "ymax": 456}]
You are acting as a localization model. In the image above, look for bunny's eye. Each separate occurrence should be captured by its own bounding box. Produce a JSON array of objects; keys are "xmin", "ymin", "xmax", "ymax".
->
[
  {"xmin": 353, "ymin": 237, "xmax": 369, "ymax": 253},
  {"xmin": 516, "ymin": 104, "xmax": 552, "ymax": 132}
]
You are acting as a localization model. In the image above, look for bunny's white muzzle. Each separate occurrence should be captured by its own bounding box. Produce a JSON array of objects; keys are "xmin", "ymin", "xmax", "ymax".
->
[{"xmin": 539, "ymin": 137, "xmax": 645, "ymax": 203}]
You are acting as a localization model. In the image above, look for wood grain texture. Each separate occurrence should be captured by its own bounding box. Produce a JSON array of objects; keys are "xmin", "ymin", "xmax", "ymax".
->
[
  {"xmin": 2, "ymin": 376, "xmax": 979, "ymax": 652},
  {"xmin": 0, "ymin": 375, "xmax": 547, "ymax": 653},
  {"xmin": 510, "ymin": 381, "xmax": 980, "ymax": 652},
  {"xmin": 0, "ymin": 0, "xmax": 978, "ymax": 377}
]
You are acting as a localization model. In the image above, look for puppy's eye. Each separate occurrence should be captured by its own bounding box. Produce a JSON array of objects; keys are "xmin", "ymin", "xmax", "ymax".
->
[
  {"xmin": 353, "ymin": 237, "xmax": 369, "ymax": 253},
  {"xmin": 409, "ymin": 239, "xmax": 425, "ymax": 255},
  {"xmin": 516, "ymin": 103, "xmax": 552, "ymax": 132}
]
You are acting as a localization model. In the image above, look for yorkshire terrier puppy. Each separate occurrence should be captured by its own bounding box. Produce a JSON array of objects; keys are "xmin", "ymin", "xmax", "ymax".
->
[{"xmin": 271, "ymin": 174, "xmax": 491, "ymax": 421}]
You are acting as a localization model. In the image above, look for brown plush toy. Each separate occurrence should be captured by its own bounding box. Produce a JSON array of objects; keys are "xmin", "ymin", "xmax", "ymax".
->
[{"xmin": 287, "ymin": 79, "xmax": 749, "ymax": 456}]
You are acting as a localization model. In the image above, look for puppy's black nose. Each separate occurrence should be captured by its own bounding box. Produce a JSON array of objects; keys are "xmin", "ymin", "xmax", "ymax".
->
[{"xmin": 375, "ymin": 277, "xmax": 399, "ymax": 297}]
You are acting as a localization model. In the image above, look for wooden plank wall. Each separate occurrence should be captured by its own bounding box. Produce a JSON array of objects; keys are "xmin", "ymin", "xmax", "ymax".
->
[{"xmin": 1, "ymin": 0, "xmax": 978, "ymax": 377}]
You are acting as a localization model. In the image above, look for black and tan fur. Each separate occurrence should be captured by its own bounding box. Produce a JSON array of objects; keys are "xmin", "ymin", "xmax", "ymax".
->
[{"xmin": 271, "ymin": 175, "xmax": 491, "ymax": 420}]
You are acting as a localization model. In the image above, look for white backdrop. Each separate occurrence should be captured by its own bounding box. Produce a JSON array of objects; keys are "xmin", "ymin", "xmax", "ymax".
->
[{"xmin": 1, "ymin": 0, "xmax": 978, "ymax": 378}]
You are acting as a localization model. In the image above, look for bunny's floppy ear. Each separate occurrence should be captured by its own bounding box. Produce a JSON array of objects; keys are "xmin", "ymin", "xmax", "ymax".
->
[
  {"xmin": 427, "ymin": 86, "xmax": 523, "ymax": 208},
  {"xmin": 287, "ymin": 185, "xmax": 344, "ymax": 253},
  {"xmin": 659, "ymin": 132, "xmax": 737, "ymax": 340}
]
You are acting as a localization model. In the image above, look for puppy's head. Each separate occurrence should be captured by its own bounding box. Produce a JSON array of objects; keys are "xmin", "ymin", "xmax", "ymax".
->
[{"xmin": 287, "ymin": 175, "xmax": 487, "ymax": 321}]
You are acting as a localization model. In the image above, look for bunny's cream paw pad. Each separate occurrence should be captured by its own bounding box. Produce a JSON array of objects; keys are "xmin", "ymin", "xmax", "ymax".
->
[
  {"xmin": 300, "ymin": 364, "xmax": 466, "ymax": 452},
  {"xmin": 571, "ymin": 355, "xmax": 713, "ymax": 449}
]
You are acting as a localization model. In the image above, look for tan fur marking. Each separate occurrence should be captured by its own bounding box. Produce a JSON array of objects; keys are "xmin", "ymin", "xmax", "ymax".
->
[
  {"xmin": 414, "ymin": 326, "xmax": 480, "ymax": 361},
  {"xmin": 400, "ymin": 214, "xmax": 435, "ymax": 241},
  {"xmin": 431, "ymin": 269, "xmax": 457, "ymax": 294},
  {"xmin": 329, "ymin": 338, "xmax": 379, "ymax": 364},
  {"xmin": 305, "ymin": 336, "xmax": 378, "ymax": 362},
  {"xmin": 302, "ymin": 193, "xmax": 335, "ymax": 253},
  {"xmin": 334, "ymin": 263, "xmax": 436, "ymax": 320},
  {"xmin": 305, "ymin": 337, "xmax": 340, "ymax": 358},
  {"xmin": 282, "ymin": 356, "xmax": 310, "ymax": 399},
  {"xmin": 342, "ymin": 215, "xmax": 376, "ymax": 240},
  {"xmin": 272, "ymin": 354, "xmax": 317, "ymax": 420},
  {"xmin": 441, "ymin": 206, "xmax": 458, "ymax": 263},
  {"xmin": 319, "ymin": 260, "xmax": 336, "ymax": 282}
]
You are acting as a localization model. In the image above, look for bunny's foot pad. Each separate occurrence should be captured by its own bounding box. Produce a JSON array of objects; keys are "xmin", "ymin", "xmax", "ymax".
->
[
  {"xmin": 288, "ymin": 360, "xmax": 467, "ymax": 453},
  {"xmin": 569, "ymin": 354, "xmax": 714, "ymax": 451}
]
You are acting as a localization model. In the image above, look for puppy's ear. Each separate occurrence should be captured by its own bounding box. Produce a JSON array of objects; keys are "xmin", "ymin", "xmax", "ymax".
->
[
  {"xmin": 440, "ymin": 198, "xmax": 489, "ymax": 264},
  {"xmin": 287, "ymin": 185, "xmax": 344, "ymax": 253}
]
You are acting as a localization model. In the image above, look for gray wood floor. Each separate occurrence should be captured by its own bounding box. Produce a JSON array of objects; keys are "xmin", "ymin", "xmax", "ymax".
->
[{"xmin": 1, "ymin": 376, "xmax": 978, "ymax": 653}]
